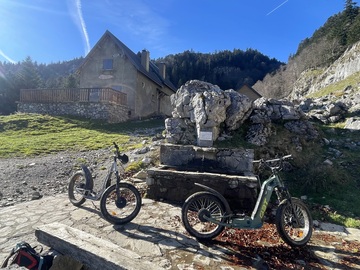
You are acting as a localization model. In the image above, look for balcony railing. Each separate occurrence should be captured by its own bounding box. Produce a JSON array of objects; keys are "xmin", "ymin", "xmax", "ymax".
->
[{"xmin": 19, "ymin": 88, "xmax": 127, "ymax": 105}]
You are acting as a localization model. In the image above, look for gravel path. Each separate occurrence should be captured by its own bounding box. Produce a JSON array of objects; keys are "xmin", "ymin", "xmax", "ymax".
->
[{"xmin": 0, "ymin": 142, "xmax": 159, "ymax": 208}]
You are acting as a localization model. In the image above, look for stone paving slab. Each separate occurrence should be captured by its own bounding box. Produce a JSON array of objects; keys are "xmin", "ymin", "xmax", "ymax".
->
[
  {"xmin": 0, "ymin": 195, "xmax": 249, "ymax": 270},
  {"xmin": 0, "ymin": 194, "xmax": 360, "ymax": 270},
  {"xmin": 35, "ymin": 222, "xmax": 164, "ymax": 270}
]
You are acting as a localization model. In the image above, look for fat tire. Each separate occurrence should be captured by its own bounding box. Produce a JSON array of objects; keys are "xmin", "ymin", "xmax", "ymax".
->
[
  {"xmin": 182, "ymin": 192, "xmax": 226, "ymax": 240},
  {"xmin": 100, "ymin": 183, "xmax": 142, "ymax": 225},
  {"xmin": 276, "ymin": 197, "xmax": 313, "ymax": 247},
  {"xmin": 68, "ymin": 171, "xmax": 86, "ymax": 206}
]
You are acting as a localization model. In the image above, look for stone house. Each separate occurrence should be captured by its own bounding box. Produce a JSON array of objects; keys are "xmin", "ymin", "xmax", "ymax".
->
[
  {"xmin": 18, "ymin": 30, "xmax": 177, "ymax": 123},
  {"xmin": 237, "ymin": 84, "xmax": 262, "ymax": 101},
  {"xmin": 77, "ymin": 30, "xmax": 177, "ymax": 119}
]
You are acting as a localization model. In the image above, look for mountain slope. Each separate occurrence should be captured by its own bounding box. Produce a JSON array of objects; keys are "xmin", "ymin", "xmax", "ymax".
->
[{"xmin": 290, "ymin": 40, "xmax": 360, "ymax": 100}]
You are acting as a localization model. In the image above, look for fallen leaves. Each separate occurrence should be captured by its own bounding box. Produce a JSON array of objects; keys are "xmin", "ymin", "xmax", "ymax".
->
[{"xmin": 209, "ymin": 223, "xmax": 360, "ymax": 269}]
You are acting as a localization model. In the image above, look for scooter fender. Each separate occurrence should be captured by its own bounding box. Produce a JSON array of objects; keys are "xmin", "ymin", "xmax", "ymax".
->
[
  {"xmin": 194, "ymin": 183, "xmax": 232, "ymax": 214},
  {"xmin": 81, "ymin": 165, "xmax": 94, "ymax": 191}
]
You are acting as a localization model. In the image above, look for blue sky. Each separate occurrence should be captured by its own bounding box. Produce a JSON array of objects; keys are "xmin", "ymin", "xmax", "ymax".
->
[{"xmin": 0, "ymin": 0, "xmax": 346, "ymax": 65}]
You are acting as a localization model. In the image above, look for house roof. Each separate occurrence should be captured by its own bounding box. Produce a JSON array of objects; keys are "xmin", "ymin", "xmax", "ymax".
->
[
  {"xmin": 78, "ymin": 30, "xmax": 176, "ymax": 93},
  {"xmin": 238, "ymin": 84, "xmax": 262, "ymax": 98}
]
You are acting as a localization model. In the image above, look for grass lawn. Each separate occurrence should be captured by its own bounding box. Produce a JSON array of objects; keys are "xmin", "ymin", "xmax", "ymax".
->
[{"xmin": 0, "ymin": 113, "xmax": 164, "ymax": 157}]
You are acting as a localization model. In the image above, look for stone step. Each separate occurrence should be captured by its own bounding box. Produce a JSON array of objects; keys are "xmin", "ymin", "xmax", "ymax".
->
[{"xmin": 35, "ymin": 222, "xmax": 165, "ymax": 270}]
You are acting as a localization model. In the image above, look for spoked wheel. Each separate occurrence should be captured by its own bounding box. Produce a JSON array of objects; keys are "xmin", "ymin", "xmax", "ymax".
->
[
  {"xmin": 68, "ymin": 172, "xmax": 86, "ymax": 206},
  {"xmin": 100, "ymin": 183, "xmax": 142, "ymax": 225},
  {"xmin": 276, "ymin": 197, "xmax": 313, "ymax": 247},
  {"xmin": 182, "ymin": 192, "xmax": 226, "ymax": 240}
]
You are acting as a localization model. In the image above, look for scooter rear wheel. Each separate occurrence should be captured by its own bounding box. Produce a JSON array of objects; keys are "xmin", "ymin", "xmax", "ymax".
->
[
  {"xmin": 276, "ymin": 197, "xmax": 313, "ymax": 247},
  {"xmin": 68, "ymin": 171, "xmax": 86, "ymax": 206},
  {"xmin": 182, "ymin": 192, "xmax": 226, "ymax": 240}
]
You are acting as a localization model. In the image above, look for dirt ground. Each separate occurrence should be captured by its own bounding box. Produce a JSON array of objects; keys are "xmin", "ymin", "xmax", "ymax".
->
[
  {"xmin": 0, "ymin": 141, "xmax": 156, "ymax": 208},
  {"xmin": 0, "ymin": 148, "xmax": 113, "ymax": 207}
]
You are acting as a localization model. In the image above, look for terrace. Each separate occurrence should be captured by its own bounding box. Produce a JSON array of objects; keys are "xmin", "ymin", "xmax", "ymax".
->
[{"xmin": 19, "ymin": 88, "xmax": 127, "ymax": 105}]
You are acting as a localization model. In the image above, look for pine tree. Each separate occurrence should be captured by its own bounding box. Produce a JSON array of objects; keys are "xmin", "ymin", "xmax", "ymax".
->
[{"xmin": 17, "ymin": 56, "xmax": 43, "ymax": 89}]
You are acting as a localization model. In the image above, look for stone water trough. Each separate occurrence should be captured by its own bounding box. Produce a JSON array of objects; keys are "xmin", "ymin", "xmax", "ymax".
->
[{"xmin": 146, "ymin": 144, "xmax": 260, "ymax": 212}]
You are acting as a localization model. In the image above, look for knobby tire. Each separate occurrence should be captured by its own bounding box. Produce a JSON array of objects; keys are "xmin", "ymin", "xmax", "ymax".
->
[
  {"xmin": 100, "ymin": 183, "xmax": 142, "ymax": 225},
  {"xmin": 68, "ymin": 171, "xmax": 86, "ymax": 206},
  {"xmin": 276, "ymin": 197, "xmax": 313, "ymax": 247},
  {"xmin": 182, "ymin": 192, "xmax": 226, "ymax": 240}
]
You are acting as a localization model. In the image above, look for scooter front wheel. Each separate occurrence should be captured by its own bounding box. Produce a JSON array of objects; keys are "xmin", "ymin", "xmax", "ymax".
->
[
  {"xmin": 182, "ymin": 192, "xmax": 226, "ymax": 240},
  {"xmin": 100, "ymin": 183, "xmax": 142, "ymax": 225},
  {"xmin": 276, "ymin": 197, "xmax": 313, "ymax": 247}
]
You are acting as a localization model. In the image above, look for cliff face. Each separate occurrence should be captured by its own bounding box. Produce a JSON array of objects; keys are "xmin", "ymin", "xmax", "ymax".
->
[{"xmin": 291, "ymin": 41, "xmax": 360, "ymax": 100}]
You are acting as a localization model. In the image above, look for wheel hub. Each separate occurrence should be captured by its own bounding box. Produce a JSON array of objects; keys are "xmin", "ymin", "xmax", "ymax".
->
[
  {"xmin": 198, "ymin": 208, "xmax": 211, "ymax": 222},
  {"xmin": 115, "ymin": 196, "xmax": 127, "ymax": 208}
]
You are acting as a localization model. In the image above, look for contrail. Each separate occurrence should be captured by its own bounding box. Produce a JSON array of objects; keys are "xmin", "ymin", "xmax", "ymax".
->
[
  {"xmin": 75, "ymin": 0, "xmax": 90, "ymax": 55},
  {"xmin": 0, "ymin": 49, "xmax": 16, "ymax": 64},
  {"xmin": 267, "ymin": 0, "xmax": 289, "ymax": 16}
]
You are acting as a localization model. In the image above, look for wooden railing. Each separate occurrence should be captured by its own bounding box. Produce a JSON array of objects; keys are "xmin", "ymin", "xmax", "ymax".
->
[{"xmin": 19, "ymin": 88, "xmax": 127, "ymax": 105}]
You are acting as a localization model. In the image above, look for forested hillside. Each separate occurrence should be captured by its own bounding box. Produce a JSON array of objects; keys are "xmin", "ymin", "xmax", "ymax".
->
[
  {"xmin": 154, "ymin": 49, "xmax": 282, "ymax": 90},
  {"xmin": 253, "ymin": 0, "xmax": 360, "ymax": 98}
]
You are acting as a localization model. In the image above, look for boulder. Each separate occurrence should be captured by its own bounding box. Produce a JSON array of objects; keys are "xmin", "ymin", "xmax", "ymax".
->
[
  {"xmin": 224, "ymin": 89, "xmax": 253, "ymax": 131},
  {"xmin": 167, "ymin": 80, "xmax": 253, "ymax": 145},
  {"xmin": 345, "ymin": 117, "xmax": 360, "ymax": 130},
  {"xmin": 164, "ymin": 117, "xmax": 196, "ymax": 145}
]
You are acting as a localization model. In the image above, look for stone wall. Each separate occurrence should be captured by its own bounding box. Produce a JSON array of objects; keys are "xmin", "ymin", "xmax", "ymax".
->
[
  {"xmin": 159, "ymin": 144, "xmax": 254, "ymax": 175},
  {"xmin": 146, "ymin": 168, "xmax": 259, "ymax": 211},
  {"xmin": 17, "ymin": 102, "xmax": 129, "ymax": 123},
  {"xmin": 146, "ymin": 144, "xmax": 259, "ymax": 211}
]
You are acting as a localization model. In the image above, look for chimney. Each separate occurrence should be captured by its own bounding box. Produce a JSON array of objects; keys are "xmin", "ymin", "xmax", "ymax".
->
[
  {"xmin": 158, "ymin": 62, "xmax": 166, "ymax": 80},
  {"xmin": 141, "ymin": 49, "xmax": 150, "ymax": 72}
]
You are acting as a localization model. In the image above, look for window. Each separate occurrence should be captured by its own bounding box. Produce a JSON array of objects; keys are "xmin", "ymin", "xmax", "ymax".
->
[{"xmin": 103, "ymin": 59, "xmax": 113, "ymax": 70}]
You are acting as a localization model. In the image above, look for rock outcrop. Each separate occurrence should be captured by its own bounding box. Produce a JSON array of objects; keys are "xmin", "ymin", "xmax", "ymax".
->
[
  {"xmin": 165, "ymin": 80, "xmax": 318, "ymax": 147},
  {"xmin": 166, "ymin": 80, "xmax": 252, "ymax": 145}
]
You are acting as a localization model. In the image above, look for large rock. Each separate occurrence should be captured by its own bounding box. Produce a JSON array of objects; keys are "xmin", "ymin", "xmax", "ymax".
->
[
  {"xmin": 224, "ymin": 89, "xmax": 253, "ymax": 131},
  {"xmin": 166, "ymin": 80, "xmax": 318, "ymax": 147},
  {"xmin": 252, "ymin": 97, "xmax": 303, "ymax": 122},
  {"xmin": 246, "ymin": 123, "xmax": 272, "ymax": 146},
  {"xmin": 345, "ymin": 117, "xmax": 360, "ymax": 130},
  {"xmin": 164, "ymin": 117, "xmax": 196, "ymax": 145},
  {"xmin": 167, "ymin": 80, "xmax": 252, "ymax": 145},
  {"xmin": 246, "ymin": 98, "xmax": 317, "ymax": 146},
  {"xmin": 171, "ymin": 80, "xmax": 231, "ymax": 128}
]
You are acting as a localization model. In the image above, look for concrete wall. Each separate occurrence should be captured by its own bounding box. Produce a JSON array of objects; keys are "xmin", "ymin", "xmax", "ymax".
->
[
  {"xmin": 159, "ymin": 94, "xmax": 172, "ymax": 117},
  {"xmin": 18, "ymin": 102, "xmax": 129, "ymax": 123},
  {"xmin": 146, "ymin": 144, "xmax": 259, "ymax": 210},
  {"xmin": 135, "ymin": 73, "xmax": 161, "ymax": 118}
]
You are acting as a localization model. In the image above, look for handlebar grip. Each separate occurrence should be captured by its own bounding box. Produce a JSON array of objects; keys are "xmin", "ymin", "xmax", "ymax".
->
[
  {"xmin": 113, "ymin": 142, "xmax": 119, "ymax": 150},
  {"xmin": 253, "ymin": 154, "xmax": 292, "ymax": 164}
]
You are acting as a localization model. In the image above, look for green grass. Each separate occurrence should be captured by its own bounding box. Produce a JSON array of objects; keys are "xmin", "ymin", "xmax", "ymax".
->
[
  {"xmin": 308, "ymin": 182, "xmax": 360, "ymax": 228},
  {"xmin": 0, "ymin": 113, "xmax": 164, "ymax": 157}
]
